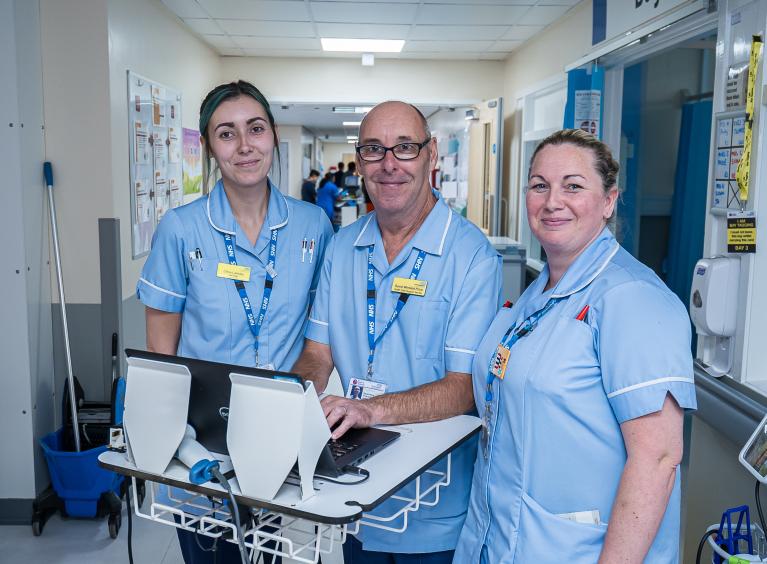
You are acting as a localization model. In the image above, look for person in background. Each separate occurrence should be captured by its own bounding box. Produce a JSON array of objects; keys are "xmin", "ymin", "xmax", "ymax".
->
[
  {"xmin": 316, "ymin": 172, "xmax": 340, "ymax": 224},
  {"xmin": 301, "ymin": 168, "xmax": 320, "ymax": 204},
  {"xmin": 292, "ymin": 100, "xmax": 502, "ymax": 563},
  {"xmin": 136, "ymin": 80, "xmax": 333, "ymax": 564},
  {"xmin": 334, "ymin": 161, "xmax": 345, "ymax": 188},
  {"xmin": 454, "ymin": 129, "xmax": 696, "ymax": 563}
]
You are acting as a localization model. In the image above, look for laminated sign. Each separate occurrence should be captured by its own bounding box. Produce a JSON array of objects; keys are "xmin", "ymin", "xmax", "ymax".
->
[{"xmin": 727, "ymin": 211, "xmax": 756, "ymax": 253}]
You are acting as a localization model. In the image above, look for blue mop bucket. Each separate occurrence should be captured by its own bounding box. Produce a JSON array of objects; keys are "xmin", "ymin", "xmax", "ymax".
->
[{"xmin": 39, "ymin": 428, "xmax": 122, "ymax": 517}]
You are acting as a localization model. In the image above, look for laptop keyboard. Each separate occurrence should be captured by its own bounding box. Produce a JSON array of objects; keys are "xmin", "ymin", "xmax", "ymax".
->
[{"xmin": 329, "ymin": 439, "xmax": 360, "ymax": 460}]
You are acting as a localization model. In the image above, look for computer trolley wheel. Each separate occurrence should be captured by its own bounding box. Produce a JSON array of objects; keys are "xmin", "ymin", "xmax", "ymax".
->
[
  {"xmin": 108, "ymin": 512, "xmax": 121, "ymax": 539},
  {"xmin": 31, "ymin": 517, "xmax": 43, "ymax": 537}
]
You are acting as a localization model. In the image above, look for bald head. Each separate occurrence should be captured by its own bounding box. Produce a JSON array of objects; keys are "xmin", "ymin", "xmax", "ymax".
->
[{"xmin": 359, "ymin": 101, "xmax": 430, "ymax": 142}]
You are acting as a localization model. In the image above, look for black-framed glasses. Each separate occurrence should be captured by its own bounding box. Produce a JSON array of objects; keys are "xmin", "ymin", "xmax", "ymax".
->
[{"xmin": 355, "ymin": 138, "xmax": 431, "ymax": 162}]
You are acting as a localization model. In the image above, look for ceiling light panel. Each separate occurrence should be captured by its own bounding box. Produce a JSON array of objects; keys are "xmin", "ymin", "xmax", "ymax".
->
[
  {"xmin": 310, "ymin": 2, "xmax": 418, "ymax": 25},
  {"xmin": 316, "ymin": 23, "xmax": 410, "ymax": 39},
  {"xmin": 195, "ymin": 0, "xmax": 311, "ymax": 21},
  {"xmin": 342, "ymin": 121, "xmax": 361, "ymax": 126},
  {"xmin": 417, "ymin": 4, "xmax": 527, "ymax": 26},
  {"xmin": 218, "ymin": 20, "xmax": 315, "ymax": 36},
  {"xmin": 410, "ymin": 25, "xmax": 509, "ymax": 41}
]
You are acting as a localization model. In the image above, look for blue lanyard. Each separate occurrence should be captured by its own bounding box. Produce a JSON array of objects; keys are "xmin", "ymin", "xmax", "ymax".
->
[
  {"xmin": 484, "ymin": 297, "xmax": 563, "ymax": 401},
  {"xmin": 366, "ymin": 246, "xmax": 427, "ymax": 379},
  {"xmin": 223, "ymin": 230, "xmax": 277, "ymax": 367}
]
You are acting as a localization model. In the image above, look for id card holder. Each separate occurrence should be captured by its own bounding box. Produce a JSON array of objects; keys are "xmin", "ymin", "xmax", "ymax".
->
[
  {"xmin": 490, "ymin": 345, "xmax": 510, "ymax": 380},
  {"xmin": 346, "ymin": 378, "xmax": 387, "ymax": 400}
]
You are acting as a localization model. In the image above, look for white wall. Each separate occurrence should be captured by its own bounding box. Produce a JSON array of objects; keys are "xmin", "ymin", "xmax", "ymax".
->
[
  {"xmin": 321, "ymin": 142, "xmax": 355, "ymax": 173},
  {"xmin": 221, "ymin": 57, "xmax": 504, "ymax": 105},
  {"xmin": 501, "ymin": 0, "xmax": 593, "ymax": 236},
  {"xmin": 40, "ymin": 0, "xmax": 112, "ymax": 304},
  {"xmin": 275, "ymin": 124, "xmax": 306, "ymax": 200},
  {"xmin": 107, "ymin": 0, "xmax": 221, "ymax": 299}
]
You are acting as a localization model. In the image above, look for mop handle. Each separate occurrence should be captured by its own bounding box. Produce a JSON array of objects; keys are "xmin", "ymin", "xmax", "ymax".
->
[{"xmin": 44, "ymin": 162, "xmax": 81, "ymax": 452}]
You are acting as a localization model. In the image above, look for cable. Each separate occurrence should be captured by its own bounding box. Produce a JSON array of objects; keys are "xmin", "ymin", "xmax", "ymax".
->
[
  {"xmin": 314, "ymin": 466, "xmax": 370, "ymax": 485},
  {"xmin": 696, "ymin": 529, "xmax": 718, "ymax": 564},
  {"xmin": 756, "ymin": 480, "xmax": 767, "ymax": 540},
  {"xmin": 126, "ymin": 482, "xmax": 134, "ymax": 564},
  {"xmin": 211, "ymin": 466, "xmax": 249, "ymax": 564}
]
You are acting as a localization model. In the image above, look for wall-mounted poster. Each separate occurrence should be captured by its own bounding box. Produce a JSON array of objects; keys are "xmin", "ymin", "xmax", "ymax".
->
[
  {"xmin": 128, "ymin": 71, "xmax": 182, "ymax": 258},
  {"xmin": 182, "ymin": 127, "xmax": 203, "ymax": 202}
]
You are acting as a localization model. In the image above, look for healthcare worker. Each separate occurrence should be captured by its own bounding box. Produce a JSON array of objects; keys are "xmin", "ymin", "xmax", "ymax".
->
[
  {"xmin": 293, "ymin": 101, "xmax": 502, "ymax": 563},
  {"xmin": 454, "ymin": 129, "xmax": 696, "ymax": 563},
  {"xmin": 136, "ymin": 80, "xmax": 333, "ymax": 563}
]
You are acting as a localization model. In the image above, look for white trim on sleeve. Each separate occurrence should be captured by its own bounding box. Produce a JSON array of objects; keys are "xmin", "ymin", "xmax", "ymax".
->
[
  {"xmin": 139, "ymin": 277, "xmax": 186, "ymax": 299},
  {"xmin": 436, "ymin": 210, "xmax": 453, "ymax": 256},
  {"xmin": 445, "ymin": 346, "xmax": 476, "ymax": 355},
  {"xmin": 606, "ymin": 376, "xmax": 695, "ymax": 399},
  {"xmin": 308, "ymin": 317, "xmax": 329, "ymax": 327}
]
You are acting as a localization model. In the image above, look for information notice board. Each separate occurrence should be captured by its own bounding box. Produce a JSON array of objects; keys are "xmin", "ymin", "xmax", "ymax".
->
[
  {"xmin": 712, "ymin": 112, "xmax": 746, "ymax": 210},
  {"xmin": 128, "ymin": 71, "xmax": 183, "ymax": 258}
]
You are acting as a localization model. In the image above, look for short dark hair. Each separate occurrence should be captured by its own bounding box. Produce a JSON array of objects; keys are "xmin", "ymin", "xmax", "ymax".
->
[
  {"xmin": 338, "ymin": 162, "xmax": 345, "ymax": 169},
  {"xmin": 309, "ymin": 169, "xmax": 320, "ymax": 178},
  {"xmin": 347, "ymin": 162, "xmax": 356, "ymax": 172},
  {"xmin": 198, "ymin": 80, "xmax": 279, "ymax": 192},
  {"xmin": 529, "ymin": 129, "xmax": 619, "ymax": 194}
]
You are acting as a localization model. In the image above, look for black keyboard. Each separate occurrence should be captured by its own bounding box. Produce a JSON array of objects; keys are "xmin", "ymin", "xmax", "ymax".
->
[{"xmin": 329, "ymin": 439, "xmax": 360, "ymax": 460}]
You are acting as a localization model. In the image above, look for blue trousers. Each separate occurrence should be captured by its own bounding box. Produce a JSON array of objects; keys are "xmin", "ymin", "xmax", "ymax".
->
[
  {"xmin": 342, "ymin": 535, "xmax": 454, "ymax": 564},
  {"xmin": 176, "ymin": 526, "xmax": 283, "ymax": 564}
]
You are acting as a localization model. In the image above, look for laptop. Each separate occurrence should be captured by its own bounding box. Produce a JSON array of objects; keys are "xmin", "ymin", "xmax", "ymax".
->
[{"xmin": 124, "ymin": 349, "xmax": 399, "ymax": 477}]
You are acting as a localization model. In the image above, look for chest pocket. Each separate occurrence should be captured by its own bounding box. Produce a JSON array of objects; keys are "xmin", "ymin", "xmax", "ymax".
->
[{"xmin": 415, "ymin": 299, "xmax": 450, "ymax": 361}]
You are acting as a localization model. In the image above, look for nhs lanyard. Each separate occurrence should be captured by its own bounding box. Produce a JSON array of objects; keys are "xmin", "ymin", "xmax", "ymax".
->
[
  {"xmin": 482, "ymin": 296, "xmax": 563, "ymax": 457},
  {"xmin": 366, "ymin": 246, "xmax": 427, "ymax": 378},
  {"xmin": 223, "ymin": 230, "xmax": 277, "ymax": 367}
]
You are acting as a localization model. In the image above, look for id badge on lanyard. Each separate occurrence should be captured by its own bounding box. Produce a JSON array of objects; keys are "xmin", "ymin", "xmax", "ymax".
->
[
  {"xmin": 481, "ymin": 297, "xmax": 563, "ymax": 459},
  {"xmin": 222, "ymin": 231, "xmax": 278, "ymax": 368}
]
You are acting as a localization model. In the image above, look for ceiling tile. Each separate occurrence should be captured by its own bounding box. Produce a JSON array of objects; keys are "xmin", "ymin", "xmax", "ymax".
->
[
  {"xmin": 517, "ymin": 5, "xmax": 570, "ymax": 26},
  {"xmin": 501, "ymin": 25, "xmax": 543, "ymax": 41},
  {"xmin": 310, "ymin": 2, "xmax": 418, "ymax": 24},
  {"xmin": 218, "ymin": 19, "xmax": 315, "ymax": 36},
  {"xmin": 196, "ymin": 0, "xmax": 311, "ymax": 21},
  {"xmin": 316, "ymin": 23, "xmax": 410, "ymax": 39},
  {"xmin": 202, "ymin": 34, "xmax": 238, "ymax": 48},
  {"xmin": 404, "ymin": 40, "xmax": 494, "ymax": 52},
  {"xmin": 410, "ymin": 25, "xmax": 509, "ymax": 41},
  {"xmin": 488, "ymin": 40, "xmax": 522, "ymax": 52},
  {"xmin": 398, "ymin": 51, "xmax": 488, "ymax": 60},
  {"xmin": 161, "ymin": 0, "xmax": 209, "ymax": 18},
  {"xmin": 416, "ymin": 4, "xmax": 527, "ymax": 25},
  {"xmin": 233, "ymin": 36, "xmax": 321, "ymax": 50},
  {"xmin": 218, "ymin": 47, "xmax": 246, "ymax": 56},
  {"xmin": 182, "ymin": 18, "xmax": 224, "ymax": 35}
]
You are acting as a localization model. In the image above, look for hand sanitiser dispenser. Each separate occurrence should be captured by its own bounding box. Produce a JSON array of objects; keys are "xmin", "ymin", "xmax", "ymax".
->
[{"xmin": 690, "ymin": 257, "xmax": 740, "ymax": 376}]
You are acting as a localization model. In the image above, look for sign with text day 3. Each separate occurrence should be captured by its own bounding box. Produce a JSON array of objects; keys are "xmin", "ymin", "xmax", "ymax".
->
[{"xmin": 603, "ymin": 0, "xmax": 706, "ymax": 45}]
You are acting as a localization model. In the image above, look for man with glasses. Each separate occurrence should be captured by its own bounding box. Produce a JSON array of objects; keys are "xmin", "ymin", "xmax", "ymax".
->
[{"xmin": 292, "ymin": 101, "xmax": 501, "ymax": 563}]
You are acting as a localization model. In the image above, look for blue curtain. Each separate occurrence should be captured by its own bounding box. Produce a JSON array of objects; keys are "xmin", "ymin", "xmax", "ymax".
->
[{"xmin": 666, "ymin": 100, "xmax": 712, "ymax": 312}]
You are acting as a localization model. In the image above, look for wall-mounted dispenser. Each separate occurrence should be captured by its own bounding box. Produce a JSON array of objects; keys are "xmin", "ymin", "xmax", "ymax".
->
[{"xmin": 690, "ymin": 257, "xmax": 740, "ymax": 376}]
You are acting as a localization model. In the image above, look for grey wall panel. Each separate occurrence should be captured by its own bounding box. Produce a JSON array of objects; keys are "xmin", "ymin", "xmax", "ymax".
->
[
  {"xmin": 99, "ymin": 218, "xmax": 122, "ymax": 392},
  {"xmin": 121, "ymin": 294, "xmax": 147, "ymax": 375},
  {"xmin": 51, "ymin": 305, "xmax": 105, "ymax": 406}
]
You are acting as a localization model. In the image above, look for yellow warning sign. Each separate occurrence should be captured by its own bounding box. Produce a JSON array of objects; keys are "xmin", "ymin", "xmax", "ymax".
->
[
  {"xmin": 727, "ymin": 211, "xmax": 756, "ymax": 253},
  {"xmin": 736, "ymin": 35, "xmax": 763, "ymax": 204}
]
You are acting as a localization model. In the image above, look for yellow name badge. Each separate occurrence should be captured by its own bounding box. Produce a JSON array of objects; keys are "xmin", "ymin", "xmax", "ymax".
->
[
  {"xmin": 391, "ymin": 277, "xmax": 427, "ymax": 297},
  {"xmin": 216, "ymin": 263, "xmax": 251, "ymax": 282}
]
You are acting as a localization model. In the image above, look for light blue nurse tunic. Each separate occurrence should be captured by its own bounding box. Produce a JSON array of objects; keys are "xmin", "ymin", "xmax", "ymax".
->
[
  {"xmin": 306, "ymin": 192, "xmax": 502, "ymax": 554},
  {"xmin": 454, "ymin": 227, "xmax": 697, "ymax": 563},
  {"xmin": 137, "ymin": 178, "xmax": 333, "ymax": 371}
]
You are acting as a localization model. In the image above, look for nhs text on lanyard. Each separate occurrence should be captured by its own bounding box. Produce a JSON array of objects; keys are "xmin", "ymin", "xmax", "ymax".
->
[
  {"xmin": 366, "ymin": 247, "xmax": 427, "ymax": 379},
  {"xmin": 482, "ymin": 297, "xmax": 563, "ymax": 458},
  {"xmin": 223, "ymin": 231, "xmax": 277, "ymax": 368}
]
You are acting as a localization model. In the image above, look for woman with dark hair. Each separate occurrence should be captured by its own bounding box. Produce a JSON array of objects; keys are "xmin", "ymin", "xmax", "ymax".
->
[
  {"xmin": 136, "ymin": 80, "xmax": 333, "ymax": 563},
  {"xmin": 455, "ymin": 129, "xmax": 696, "ymax": 563}
]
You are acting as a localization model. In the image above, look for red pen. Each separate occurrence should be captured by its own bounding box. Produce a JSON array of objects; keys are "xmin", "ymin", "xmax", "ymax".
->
[
  {"xmin": 575, "ymin": 305, "xmax": 590, "ymax": 321},
  {"xmin": 503, "ymin": 300, "xmax": 512, "ymax": 308}
]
